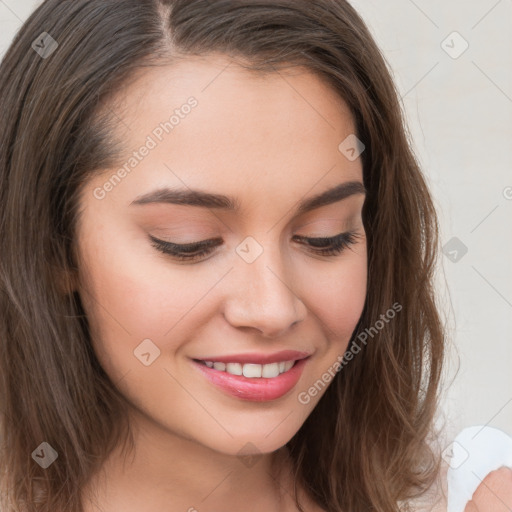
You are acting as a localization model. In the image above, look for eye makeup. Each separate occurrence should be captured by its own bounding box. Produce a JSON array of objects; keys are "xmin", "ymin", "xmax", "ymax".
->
[{"xmin": 148, "ymin": 229, "xmax": 363, "ymax": 263}]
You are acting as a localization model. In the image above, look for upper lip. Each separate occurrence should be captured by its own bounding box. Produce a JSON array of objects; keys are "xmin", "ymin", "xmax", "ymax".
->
[{"xmin": 193, "ymin": 350, "xmax": 311, "ymax": 365}]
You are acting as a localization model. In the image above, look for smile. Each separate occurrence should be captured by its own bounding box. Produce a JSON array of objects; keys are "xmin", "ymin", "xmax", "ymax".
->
[
  {"xmin": 196, "ymin": 359, "xmax": 296, "ymax": 378},
  {"xmin": 191, "ymin": 355, "xmax": 311, "ymax": 402}
]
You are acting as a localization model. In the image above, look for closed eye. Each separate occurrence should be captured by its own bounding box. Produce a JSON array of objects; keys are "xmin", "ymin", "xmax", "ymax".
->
[{"xmin": 149, "ymin": 230, "xmax": 363, "ymax": 263}]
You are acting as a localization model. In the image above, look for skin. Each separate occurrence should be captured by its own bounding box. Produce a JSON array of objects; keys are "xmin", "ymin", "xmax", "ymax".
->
[
  {"xmin": 73, "ymin": 54, "xmax": 368, "ymax": 512},
  {"xmin": 464, "ymin": 467, "xmax": 512, "ymax": 512}
]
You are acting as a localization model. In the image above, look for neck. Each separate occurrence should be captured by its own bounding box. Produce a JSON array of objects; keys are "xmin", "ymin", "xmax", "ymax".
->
[{"xmin": 81, "ymin": 407, "xmax": 300, "ymax": 512}]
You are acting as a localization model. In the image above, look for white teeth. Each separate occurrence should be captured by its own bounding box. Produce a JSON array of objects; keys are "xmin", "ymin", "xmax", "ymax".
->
[
  {"xmin": 243, "ymin": 363, "xmax": 262, "ymax": 378},
  {"xmin": 262, "ymin": 363, "xmax": 279, "ymax": 378},
  {"xmin": 202, "ymin": 359, "xmax": 296, "ymax": 378},
  {"xmin": 226, "ymin": 362, "xmax": 243, "ymax": 376}
]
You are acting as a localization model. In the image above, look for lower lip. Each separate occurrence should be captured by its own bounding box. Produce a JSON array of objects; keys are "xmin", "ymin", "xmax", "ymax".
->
[{"xmin": 191, "ymin": 357, "xmax": 310, "ymax": 402}]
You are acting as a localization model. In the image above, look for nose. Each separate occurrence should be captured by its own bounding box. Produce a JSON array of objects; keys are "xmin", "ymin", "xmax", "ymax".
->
[{"xmin": 222, "ymin": 246, "xmax": 307, "ymax": 338}]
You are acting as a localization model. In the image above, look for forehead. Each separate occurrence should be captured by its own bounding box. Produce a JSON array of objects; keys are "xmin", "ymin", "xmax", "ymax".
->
[
  {"xmin": 109, "ymin": 52, "xmax": 358, "ymax": 149},
  {"xmin": 114, "ymin": 53, "xmax": 353, "ymax": 120},
  {"xmin": 88, "ymin": 54, "xmax": 363, "ymax": 214}
]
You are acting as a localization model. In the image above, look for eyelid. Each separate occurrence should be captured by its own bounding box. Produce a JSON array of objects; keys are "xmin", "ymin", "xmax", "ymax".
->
[
  {"xmin": 149, "ymin": 229, "xmax": 363, "ymax": 263},
  {"xmin": 148, "ymin": 231, "xmax": 349, "ymax": 247},
  {"xmin": 148, "ymin": 234, "xmax": 221, "ymax": 250}
]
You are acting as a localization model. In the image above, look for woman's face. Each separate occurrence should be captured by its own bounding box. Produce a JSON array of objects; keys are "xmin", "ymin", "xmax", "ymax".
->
[{"xmin": 75, "ymin": 54, "xmax": 367, "ymax": 456}]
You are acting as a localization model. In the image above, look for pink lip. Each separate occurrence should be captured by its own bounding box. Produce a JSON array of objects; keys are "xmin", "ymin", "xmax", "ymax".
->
[
  {"xmin": 192, "ymin": 350, "xmax": 311, "ymax": 365},
  {"xmin": 191, "ymin": 356, "xmax": 310, "ymax": 402}
]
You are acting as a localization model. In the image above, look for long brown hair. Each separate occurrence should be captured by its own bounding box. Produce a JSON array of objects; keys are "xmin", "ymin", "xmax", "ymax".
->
[{"xmin": 0, "ymin": 1, "xmax": 446, "ymax": 510}]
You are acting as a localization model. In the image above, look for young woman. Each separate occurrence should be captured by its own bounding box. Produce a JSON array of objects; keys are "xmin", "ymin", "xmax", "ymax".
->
[{"xmin": 0, "ymin": 1, "xmax": 510, "ymax": 511}]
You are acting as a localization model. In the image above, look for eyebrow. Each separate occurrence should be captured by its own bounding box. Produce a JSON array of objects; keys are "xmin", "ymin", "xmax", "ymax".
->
[{"xmin": 130, "ymin": 180, "xmax": 366, "ymax": 216}]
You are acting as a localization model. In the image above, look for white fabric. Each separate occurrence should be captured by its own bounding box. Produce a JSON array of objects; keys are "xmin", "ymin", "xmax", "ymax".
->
[{"xmin": 446, "ymin": 425, "xmax": 512, "ymax": 512}]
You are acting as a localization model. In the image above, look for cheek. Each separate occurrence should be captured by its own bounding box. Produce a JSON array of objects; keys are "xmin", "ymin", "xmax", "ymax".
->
[
  {"xmin": 75, "ymin": 222, "xmax": 203, "ymax": 378},
  {"xmin": 305, "ymin": 248, "xmax": 367, "ymax": 342}
]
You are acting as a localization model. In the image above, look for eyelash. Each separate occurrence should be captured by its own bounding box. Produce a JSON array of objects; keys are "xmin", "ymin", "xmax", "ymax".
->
[{"xmin": 149, "ymin": 230, "xmax": 362, "ymax": 262}]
